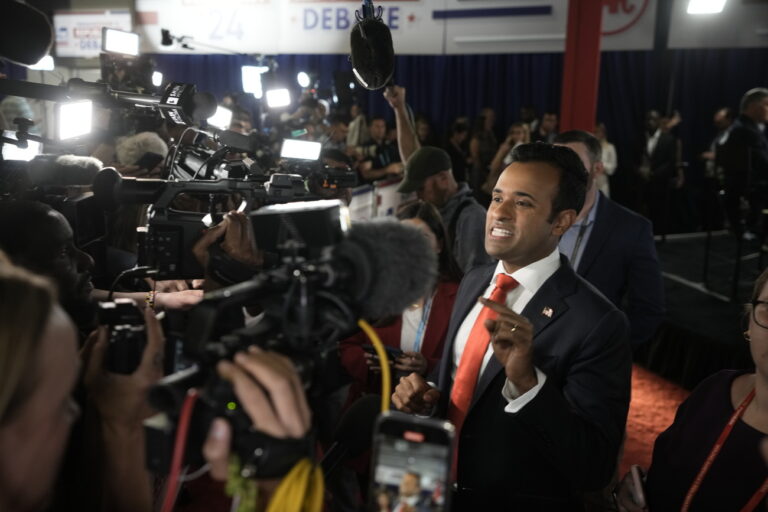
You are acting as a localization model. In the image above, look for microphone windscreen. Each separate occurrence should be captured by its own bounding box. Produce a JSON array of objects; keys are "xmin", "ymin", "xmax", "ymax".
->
[
  {"xmin": 0, "ymin": 2, "xmax": 53, "ymax": 66},
  {"xmin": 340, "ymin": 219, "xmax": 437, "ymax": 319},
  {"xmin": 333, "ymin": 395, "xmax": 381, "ymax": 457},
  {"xmin": 350, "ymin": 18, "xmax": 394, "ymax": 90}
]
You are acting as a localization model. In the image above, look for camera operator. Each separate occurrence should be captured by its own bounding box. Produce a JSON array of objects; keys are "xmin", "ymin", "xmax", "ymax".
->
[{"xmin": 0, "ymin": 201, "xmax": 203, "ymax": 333}]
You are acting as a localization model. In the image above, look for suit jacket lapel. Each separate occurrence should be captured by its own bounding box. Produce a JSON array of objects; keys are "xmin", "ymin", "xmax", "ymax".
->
[
  {"xmin": 469, "ymin": 256, "xmax": 576, "ymax": 410},
  {"xmin": 576, "ymin": 193, "xmax": 614, "ymax": 276}
]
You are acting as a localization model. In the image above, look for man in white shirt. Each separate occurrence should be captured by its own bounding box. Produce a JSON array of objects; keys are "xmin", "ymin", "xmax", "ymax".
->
[{"xmin": 392, "ymin": 142, "xmax": 632, "ymax": 510}]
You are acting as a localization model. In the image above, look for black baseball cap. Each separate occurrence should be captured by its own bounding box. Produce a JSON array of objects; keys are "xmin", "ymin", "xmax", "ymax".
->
[{"xmin": 397, "ymin": 146, "xmax": 452, "ymax": 193}]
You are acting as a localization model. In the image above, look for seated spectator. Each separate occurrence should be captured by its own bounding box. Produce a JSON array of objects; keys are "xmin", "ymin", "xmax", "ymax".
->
[
  {"xmin": 339, "ymin": 200, "xmax": 461, "ymax": 403},
  {"xmin": 444, "ymin": 121, "xmax": 471, "ymax": 184},
  {"xmin": 484, "ymin": 122, "xmax": 530, "ymax": 195},
  {"xmin": 468, "ymin": 108, "xmax": 498, "ymax": 196},
  {"xmin": 357, "ymin": 117, "xmax": 403, "ymax": 183},
  {"xmin": 616, "ymin": 267, "xmax": 768, "ymax": 511},
  {"xmin": 321, "ymin": 115, "xmax": 350, "ymax": 153},
  {"xmin": 594, "ymin": 122, "xmax": 617, "ymax": 197},
  {"xmin": 415, "ymin": 114, "xmax": 437, "ymax": 147},
  {"xmin": 530, "ymin": 111, "xmax": 558, "ymax": 143}
]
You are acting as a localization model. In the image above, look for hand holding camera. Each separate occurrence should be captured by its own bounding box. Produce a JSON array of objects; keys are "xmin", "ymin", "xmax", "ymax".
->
[
  {"xmin": 202, "ymin": 346, "xmax": 312, "ymax": 483},
  {"xmin": 83, "ymin": 307, "xmax": 166, "ymax": 428}
]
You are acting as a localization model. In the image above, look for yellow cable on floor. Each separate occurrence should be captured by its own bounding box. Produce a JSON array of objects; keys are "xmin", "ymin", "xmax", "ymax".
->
[{"xmin": 357, "ymin": 318, "xmax": 391, "ymax": 413}]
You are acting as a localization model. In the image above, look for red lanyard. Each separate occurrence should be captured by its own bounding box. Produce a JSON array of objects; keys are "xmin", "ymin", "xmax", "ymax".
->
[{"xmin": 681, "ymin": 388, "xmax": 768, "ymax": 512}]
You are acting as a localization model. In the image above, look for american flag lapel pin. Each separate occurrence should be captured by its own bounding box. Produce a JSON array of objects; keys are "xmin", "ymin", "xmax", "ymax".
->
[{"xmin": 542, "ymin": 307, "xmax": 553, "ymax": 318}]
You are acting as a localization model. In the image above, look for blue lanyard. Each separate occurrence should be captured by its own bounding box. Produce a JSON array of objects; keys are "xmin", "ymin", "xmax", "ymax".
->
[{"xmin": 412, "ymin": 293, "xmax": 435, "ymax": 353}]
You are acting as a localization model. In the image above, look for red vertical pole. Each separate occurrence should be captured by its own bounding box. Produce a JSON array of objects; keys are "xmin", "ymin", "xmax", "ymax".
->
[{"xmin": 560, "ymin": 0, "xmax": 604, "ymax": 132}]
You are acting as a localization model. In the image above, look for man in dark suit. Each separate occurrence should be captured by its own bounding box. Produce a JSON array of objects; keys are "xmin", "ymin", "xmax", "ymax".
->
[
  {"xmin": 392, "ymin": 143, "xmax": 632, "ymax": 510},
  {"xmin": 637, "ymin": 110, "xmax": 682, "ymax": 235},
  {"xmin": 719, "ymin": 88, "xmax": 768, "ymax": 235},
  {"xmin": 555, "ymin": 130, "xmax": 665, "ymax": 348}
]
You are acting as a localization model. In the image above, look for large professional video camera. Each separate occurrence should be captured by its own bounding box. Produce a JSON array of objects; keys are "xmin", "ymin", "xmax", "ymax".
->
[
  {"xmin": 144, "ymin": 200, "xmax": 437, "ymax": 478},
  {"xmin": 93, "ymin": 167, "xmax": 310, "ymax": 280}
]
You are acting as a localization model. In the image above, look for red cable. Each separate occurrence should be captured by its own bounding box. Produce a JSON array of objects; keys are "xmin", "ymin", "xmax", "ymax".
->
[{"xmin": 160, "ymin": 389, "xmax": 199, "ymax": 512}]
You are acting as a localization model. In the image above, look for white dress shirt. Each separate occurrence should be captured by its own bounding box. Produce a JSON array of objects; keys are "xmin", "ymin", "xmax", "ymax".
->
[{"xmin": 451, "ymin": 248, "xmax": 560, "ymax": 413}]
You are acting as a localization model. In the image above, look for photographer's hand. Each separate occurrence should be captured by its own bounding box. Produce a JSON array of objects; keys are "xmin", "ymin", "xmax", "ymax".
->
[
  {"xmin": 81, "ymin": 308, "xmax": 165, "ymax": 512},
  {"xmin": 203, "ymin": 347, "xmax": 311, "ymax": 481},
  {"xmin": 83, "ymin": 308, "xmax": 166, "ymax": 426},
  {"xmin": 192, "ymin": 211, "xmax": 264, "ymax": 291}
]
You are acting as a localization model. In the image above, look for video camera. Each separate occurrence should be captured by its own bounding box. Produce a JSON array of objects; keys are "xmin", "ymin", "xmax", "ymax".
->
[
  {"xmin": 93, "ymin": 167, "xmax": 309, "ymax": 280},
  {"xmin": 144, "ymin": 200, "xmax": 437, "ymax": 478}
]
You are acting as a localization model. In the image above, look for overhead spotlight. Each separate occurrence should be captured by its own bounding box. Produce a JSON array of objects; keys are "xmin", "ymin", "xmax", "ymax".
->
[
  {"xmin": 102, "ymin": 28, "xmax": 140, "ymax": 56},
  {"xmin": 28, "ymin": 55, "xmax": 54, "ymax": 71},
  {"xmin": 242, "ymin": 65, "xmax": 269, "ymax": 99},
  {"xmin": 57, "ymin": 100, "xmax": 93, "ymax": 141},
  {"xmin": 687, "ymin": 0, "xmax": 727, "ymax": 14},
  {"xmin": 349, "ymin": 81, "xmax": 356, "ymax": 90},
  {"xmin": 266, "ymin": 88, "xmax": 291, "ymax": 109},
  {"xmin": 207, "ymin": 105, "xmax": 233, "ymax": 130},
  {"xmin": 152, "ymin": 71, "xmax": 163, "ymax": 87},
  {"xmin": 297, "ymin": 71, "xmax": 311, "ymax": 88}
]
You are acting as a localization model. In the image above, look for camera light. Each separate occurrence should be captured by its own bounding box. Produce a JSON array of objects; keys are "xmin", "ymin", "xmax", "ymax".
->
[
  {"xmin": 207, "ymin": 105, "xmax": 233, "ymax": 130},
  {"xmin": 102, "ymin": 28, "xmax": 140, "ymax": 56},
  {"xmin": 280, "ymin": 139, "xmax": 322, "ymax": 161},
  {"xmin": 349, "ymin": 81, "xmax": 355, "ymax": 90},
  {"xmin": 242, "ymin": 65, "xmax": 269, "ymax": 99},
  {"xmin": 266, "ymin": 88, "xmax": 291, "ymax": 109},
  {"xmin": 152, "ymin": 71, "xmax": 163, "ymax": 87},
  {"xmin": 1, "ymin": 131, "xmax": 42, "ymax": 161},
  {"xmin": 297, "ymin": 71, "xmax": 311, "ymax": 88},
  {"xmin": 57, "ymin": 100, "xmax": 93, "ymax": 141},
  {"xmin": 687, "ymin": 0, "xmax": 727, "ymax": 14},
  {"xmin": 29, "ymin": 55, "xmax": 54, "ymax": 71}
]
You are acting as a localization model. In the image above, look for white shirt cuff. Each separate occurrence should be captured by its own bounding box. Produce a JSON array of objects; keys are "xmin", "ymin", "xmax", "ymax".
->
[{"xmin": 501, "ymin": 367, "xmax": 547, "ymax": 413}]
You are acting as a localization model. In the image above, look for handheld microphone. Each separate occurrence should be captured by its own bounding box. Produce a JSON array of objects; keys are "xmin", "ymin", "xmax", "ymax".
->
[{"xmin": 349, "ymin": 0, "xmax": 395, "ymax": 90}]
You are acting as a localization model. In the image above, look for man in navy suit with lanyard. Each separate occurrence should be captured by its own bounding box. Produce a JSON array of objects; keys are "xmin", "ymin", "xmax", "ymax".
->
[{"xmin": 392, "ymin": 143, "xmax": 632, "ymax": 510}]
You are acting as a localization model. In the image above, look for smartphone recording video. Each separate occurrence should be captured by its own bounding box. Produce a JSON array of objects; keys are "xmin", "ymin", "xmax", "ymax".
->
[{"xmin": 369, "ymin": 412, "xmax": 454, "ymax": 512}]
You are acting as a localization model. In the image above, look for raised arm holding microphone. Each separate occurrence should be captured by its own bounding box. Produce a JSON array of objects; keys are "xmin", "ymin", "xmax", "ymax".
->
[{"xmin": 393, "ymin": 142, "xmax": 632, "ymax": 510}]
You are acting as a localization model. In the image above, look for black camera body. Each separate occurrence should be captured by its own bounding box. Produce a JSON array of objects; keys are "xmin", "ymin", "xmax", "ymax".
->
[
  {"xmin": 93, "ymin": 168, "xmax": 311, "ymax": 280},
  {"xmin": 98, "ymin": 298, "xmax": 146, "ymax": 375}
]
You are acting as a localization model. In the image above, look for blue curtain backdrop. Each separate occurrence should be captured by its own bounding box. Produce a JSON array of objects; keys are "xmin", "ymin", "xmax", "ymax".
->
[
  {"xmin": 148, "ymin": 49, "xmax": 768, "ymax": 172},
  {"xmin": 5, "ymin": 48, "xmax": 767, "ymax": 222}
]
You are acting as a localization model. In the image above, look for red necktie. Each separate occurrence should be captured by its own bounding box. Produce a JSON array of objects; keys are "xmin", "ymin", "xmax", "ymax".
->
[{"xmin": 447, "ymin": 274, "xmax": 519, "ymax": 433}]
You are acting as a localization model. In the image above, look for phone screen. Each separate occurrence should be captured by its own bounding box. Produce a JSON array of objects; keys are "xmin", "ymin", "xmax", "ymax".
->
[{"xmin": 369, "ymin": 412, "xmax": 453, "ymax": 512}]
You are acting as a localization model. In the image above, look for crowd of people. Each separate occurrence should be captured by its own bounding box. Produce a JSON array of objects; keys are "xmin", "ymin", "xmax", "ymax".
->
[{"xmin": 0, "ymin": 64, "xmax": 767, "ymax": 512}]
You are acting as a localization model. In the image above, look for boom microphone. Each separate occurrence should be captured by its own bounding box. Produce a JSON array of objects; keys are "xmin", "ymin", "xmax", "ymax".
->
[{"xmin": 349, "ymin": 0, "xmax": 395, "ymax": 90}]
